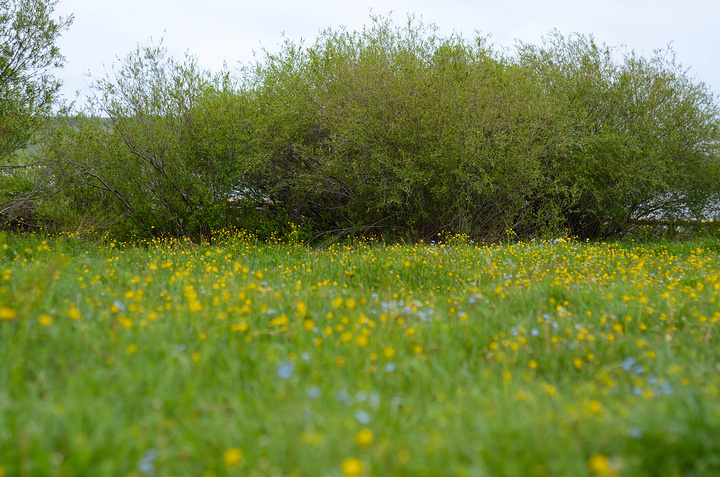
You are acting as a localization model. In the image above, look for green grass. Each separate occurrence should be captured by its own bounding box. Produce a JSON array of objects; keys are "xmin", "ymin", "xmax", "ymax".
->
[{"xmin": 1, "ymin": 230, "xmax": 719, "ymax": 476}]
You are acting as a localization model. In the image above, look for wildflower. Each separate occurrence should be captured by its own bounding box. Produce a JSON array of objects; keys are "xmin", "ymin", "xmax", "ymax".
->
[
  {"xmin": 38, "ymin": 314, "xmax": 54, "ymax": 326},
  {"xmin": 588, "ymin": 454, "xmax": 612, "ymax": 476},
  {"xmin": 307, "ymin": 386, "xmax": 321, "ymax": 399},
  {"xmin": 223, "ymin": 447, "xmax": 243, "ymax": 467},
  {"xmin": 620, "ymin": 357, "xmax": 636, "ymax": 372},
  {"xmin": 269, "ymin": 314, "xmax": 289, "ymax": 327},
  {"xmin": 355, "ymin": 410, "xmax": 371, "ymax": 424},
  {"xmin": 356, "ymin": 427, "xmax": 373, "ymax": 446},
  {"xmin": 0, "ymin": 306, "xmax": 17, "ymax": 321},
  {"xmin": 277, "ymin": 361, "xmax": 295, "ymax": 379},
  {"xmin": 296, "ymin": 301, "xmax": 307, "ymax": 317},
  {"xmin": 68, "ymin": 306, "xmax": 81, "ymax": 320},
  {"xmin": 340, "ymin": 458, "xmax": 363, "ymax": 477},
  {"xmin": 137, "ymin": 448, "xmax": 158, "ymax": 476}
]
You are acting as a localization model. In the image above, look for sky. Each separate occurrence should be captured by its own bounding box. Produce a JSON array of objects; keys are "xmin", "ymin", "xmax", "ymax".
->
[{"xmin": 53, "ymin": 0, "xmax": 720, "ymax": 105}]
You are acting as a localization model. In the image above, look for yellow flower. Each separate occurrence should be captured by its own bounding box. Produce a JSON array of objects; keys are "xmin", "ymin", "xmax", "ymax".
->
[
  {"xmin": 68, "ymin": 306, "xmax": 81, "ymax": 320},
  {"xmin": 340, "ymin": 457, "xmax": 363, "ymax": 477},
  {"xmin": 223, "ymin": 447, "xmax": 243, "ymax": 467},
  {"xmin": 38, "ymin": 314, "xmax": 54, "ymax": 326},
  {"xmin": 331, "ymin": 297, "xmax": 343, "ymax": 309},
  {"xmin": 588, "ymin": 454, "xmax": 610, "ymax": 475},
  {"xmin": 269, "ymin": 314, "xmax": 289, "ymax": 327},
  {"xmin": 296, "ymin": 301, "xmax": 307, "ymax": 317},
  {"xmin": 0, "ymin": 306, "xmax": 17, "ymax": 321},
  {"xmin": 356, "ymin": 427, "xmax": 373, "ymax": 446}
]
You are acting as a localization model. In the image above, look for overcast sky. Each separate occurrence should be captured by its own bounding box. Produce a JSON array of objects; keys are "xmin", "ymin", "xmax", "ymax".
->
[{"xmin": 54, "ymin": 0, "xmax": 720, "ymax": 104}]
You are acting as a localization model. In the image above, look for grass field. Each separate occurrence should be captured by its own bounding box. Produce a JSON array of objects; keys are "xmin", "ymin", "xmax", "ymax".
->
[{"xmin": 1, "ymin": 230, "xmax": 719, "ymax": 477}]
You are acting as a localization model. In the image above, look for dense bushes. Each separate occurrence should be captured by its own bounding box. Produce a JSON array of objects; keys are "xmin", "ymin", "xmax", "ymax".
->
[{"xmin": 29, "ymin": 16, "xmax": 720, "ymax": 242}]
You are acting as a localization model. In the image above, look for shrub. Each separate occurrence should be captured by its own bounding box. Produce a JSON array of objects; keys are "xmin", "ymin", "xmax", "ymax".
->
[
  {"xmin": 516, "ymin": 32, "xmax": 720, "ymax": 238},
  {"xmin": 249, "ymin": 15, "xmax": 571, "ymax": 242}
]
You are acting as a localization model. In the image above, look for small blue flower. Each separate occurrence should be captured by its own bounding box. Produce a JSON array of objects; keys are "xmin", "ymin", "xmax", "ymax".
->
[
  {"xmin": 277, "ymin": 361, "xmax": 295, "ymax": 379},
  {"xmin": 307, "ymin": 386, "xmax": 321, "ymax": 399},
  {"xmin": 355, "ymin": 410, "xmax": 371, "ymax": 424},
  {"xmin": 621, "ymin": 357, "xmax": 637, "ymax": 372},
  {"xmin": 336, "ymin": 389, "xmax": 351, "ymax": 404},
  {"xmin": 138, "ymin": 448, "xmax": 158, "ymax": 476}
]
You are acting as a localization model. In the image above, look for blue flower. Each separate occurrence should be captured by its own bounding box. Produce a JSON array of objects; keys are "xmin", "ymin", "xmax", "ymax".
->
[
  {"xmin": 355, "ymin": 410, "xmax": 371, "ymax": 424},
  {"xmin": 307, "ymin": 386, "xmax": 321, "ymax": 399},
  {"xmin": 277, "ymin": 361, "xmax": 295, "ymax": 379},
  {"xmin": 621, "ymin": 357, "xmax": 637, "ymax": 372},
  {"xmin": 138, "ymin": 448, "xmax": 158, "ymax": 476}
]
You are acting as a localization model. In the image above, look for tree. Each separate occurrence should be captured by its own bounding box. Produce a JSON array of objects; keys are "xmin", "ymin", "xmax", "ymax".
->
[
  {"xmin": 516, "ymin": 32, "xmax": 720, "ymax": 238},
  {"xmin": 0, "ymin": 0, "xmax": 72, "ymax": 222},
  {"xmin": 42, "ymin": 42, "xmax": 259, "ymax": 240}
]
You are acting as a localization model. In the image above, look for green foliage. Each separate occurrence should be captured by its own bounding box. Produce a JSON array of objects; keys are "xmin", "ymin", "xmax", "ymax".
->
[
  {"xmin": 0, "ymin": 0, "xmax": 72, "ymax": 223},
  {"xmin": 249, "ymin": 16, "xmax": 572, "ymax": 242},
  {"xmin": 37, "ymin": 15, "xmax": 720, "ymax": 242},
  {"xmin": 517, "ymin": 32, "xmax": 720, "ymax": 238},
  {"xmin": 41, "ymin": 42, "xmax": 260, "ymax": 240}
]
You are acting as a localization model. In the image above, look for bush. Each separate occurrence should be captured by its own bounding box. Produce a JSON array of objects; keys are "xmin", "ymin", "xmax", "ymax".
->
[
  {"xmin": 516, "ymin": 32, "xmax": 720, "ymax": 238},
  {"xmin": 249, "ymin": 15, "xmax": 572, "ymax": 242},
  {"xmin": 41, "ymin": 42, "xmax": 260, "ymax": 241}
]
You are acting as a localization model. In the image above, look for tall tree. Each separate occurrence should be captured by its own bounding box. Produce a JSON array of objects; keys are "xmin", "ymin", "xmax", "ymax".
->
[{"xmin": 0, "ymin": 0, "xmax": 72, "ymax": 220}]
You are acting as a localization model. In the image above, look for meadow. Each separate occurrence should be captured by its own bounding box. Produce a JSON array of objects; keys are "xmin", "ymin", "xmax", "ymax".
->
[{"xmin": 1, "ymin": 230, "xmax": 719, "ymax": 476}]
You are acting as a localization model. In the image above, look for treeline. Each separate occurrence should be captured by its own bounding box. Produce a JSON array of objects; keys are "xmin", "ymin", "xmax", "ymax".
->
[{"xmin": 12, "ymin": 16, "xmax": 720, "ymax": 242}]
